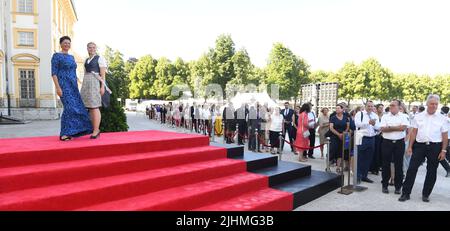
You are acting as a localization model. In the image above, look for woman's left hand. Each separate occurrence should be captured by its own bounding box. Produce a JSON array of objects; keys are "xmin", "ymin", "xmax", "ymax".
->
[{"xmin": 100, "ymin": 86, "xmax": 105, "ymax": 96}]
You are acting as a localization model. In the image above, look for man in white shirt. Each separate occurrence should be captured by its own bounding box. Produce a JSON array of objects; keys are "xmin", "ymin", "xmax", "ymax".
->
[
  {"xmin": 399, "ymin": 95, "xmax": 449, "ymax": 203},
  {"xmin": 355, "ymin": 101, "xmax": 381, "ymax": 183},
  {"xmin": 305, "ymin": 103, "xmax": 318, "ymax": 159},
  {"xmin": 439, "ymin": 106, "xmax": 450, "ymax": 177},
  {"xmin": 380, "ymin": 100, "xmax": 410, "ymax": 194}
]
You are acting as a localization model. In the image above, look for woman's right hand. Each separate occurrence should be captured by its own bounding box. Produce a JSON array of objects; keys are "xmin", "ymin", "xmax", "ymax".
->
[
  {"xmin": 406, "ymin": 147, "xmax": 413, "ymax": 156},
  {"xmin": 338, "ymin": 133, "xmax": 343, "ymax": 140},
  {"xmin": 56, "ymin": 88, "xmax": 63, "ymax": 97}
]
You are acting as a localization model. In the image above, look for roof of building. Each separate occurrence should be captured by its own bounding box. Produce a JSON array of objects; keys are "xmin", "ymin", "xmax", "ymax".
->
[{"xmin": 70, "ymin": 0, "xmax": 78, "ymax": 21}]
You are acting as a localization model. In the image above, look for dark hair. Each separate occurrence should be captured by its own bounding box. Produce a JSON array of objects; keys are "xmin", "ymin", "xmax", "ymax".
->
[
  {"xmin": 300, "ymin": 103, "xmax": 311, "ymax": 114},
  {"xmin": 336, "ymin": 104, "xmax": 344, "ymax": 110},
  {"xmin": 385, "ymin": 107, "xmax": 390, "ymax": 113},
  {"xmin": 376, "ymin": 104, "xmax": 384, "ymax": 110},
  {"xmin": 419, "ymin": 106, "xmax": 425, "ymax": 112},
  {"xmin": 442, "ymin": 106, "xmax": 449, "ymax": 114},
  {"xmin": 59, "ymin": 36, "xmax": 71, "ymax": 44}
]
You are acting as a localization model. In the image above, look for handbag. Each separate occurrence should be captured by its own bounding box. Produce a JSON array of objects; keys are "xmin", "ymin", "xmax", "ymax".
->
[
  {"xmin": 101, "ymin": 83, "xmax": 111, "ymax": 108},
  {"xmin": 325, "ymin": 129, "xmax": 333, "ymax": 138},
  {"xmin": 91, "ymin": 72, "xmax": 112, "ymax": 108}
]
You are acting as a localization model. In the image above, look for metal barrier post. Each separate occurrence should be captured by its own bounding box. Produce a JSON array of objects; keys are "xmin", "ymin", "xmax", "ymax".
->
[
  {"xmin": 338, "ymin": 132, "xmax": 353, "ymax": 195},
  {"xmin": 279, "ymin": 132, "xmax": 283, "ymax": 161},
  {"xmin": 211, "ymin": 119, "xmax": 215, "ymax": 143},
  {"xmin": 255, "ymin": 129, "xmax": 259, "ymax": 152},
  {"xmin": 325, "ymin": 137, "xmax": 331, "ymax": 172},
  {"xmin": 236, "ymin": 124, "xmax": 239, "ymax": 145},
  {"xmin": 352, "ymin": 131, "xmax": 368, "ymax": 192}
]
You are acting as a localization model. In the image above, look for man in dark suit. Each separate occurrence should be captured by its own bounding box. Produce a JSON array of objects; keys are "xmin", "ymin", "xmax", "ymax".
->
[
  {"xmin": 161, "ymin": 104, "xmax": 167, "ymax": 124},
  {"xmin": 190, "ymin": 103, "xmax": 197, "ymax": 132},
  {"xmin": 223, "ymin": 102, "xmax": 236, "ymax": 144},
  {"xmin": 236, "ymin": 104, "xmax": 248, "ymax": 145},
  {"xmin": 281, "ymin": 102, "xmax": 295, "ymax": 152}
]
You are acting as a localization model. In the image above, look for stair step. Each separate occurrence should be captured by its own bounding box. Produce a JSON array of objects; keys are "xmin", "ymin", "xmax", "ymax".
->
[
  {"xmin": 193, "ymin": 188, "xmax": 293, "ymax": 211},
  {"xmin": 250, "ymin": 161, "xmax": 311, "ymax": 186},
  {"xmin": 231, "ymin": 152, "xmax": 278, "ymax": 171},
  {"xmin": 211, "ymin": 143, "xmax": 244, "ymax": 158},
  {"xmin": 0, "ymin": 146, "xmax": 226, "ymax": 193},
  {"xmin": 0, "ymin": 131, "xmax": 210, "ymax": 168},
  {"xmin": 273, "ymin": 170, "xmax": 341, "ymax": 209},
  {"xmin": 0, "ymin": 159, "xmax": 246, "ymax": 211},
  {"xmin": 77, "ymin": 173, "xmax": 268, "ymax": 211}
]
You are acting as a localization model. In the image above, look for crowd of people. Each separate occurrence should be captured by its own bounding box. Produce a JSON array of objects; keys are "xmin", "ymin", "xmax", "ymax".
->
[{"xmin": 144, "ymin": 94, "xmax": 450, "ymax": 202}]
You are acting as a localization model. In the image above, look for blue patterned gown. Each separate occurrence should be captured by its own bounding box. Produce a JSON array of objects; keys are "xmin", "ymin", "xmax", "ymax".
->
[{"xmin": 51, "ymin": 53, "xmax": 93, "ymax": 137}]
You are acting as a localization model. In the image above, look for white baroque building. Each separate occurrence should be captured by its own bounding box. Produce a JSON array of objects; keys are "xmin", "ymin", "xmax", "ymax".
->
[{"xmin": 1, "ymin": 0, "xmax": 83, "ymax": 120}]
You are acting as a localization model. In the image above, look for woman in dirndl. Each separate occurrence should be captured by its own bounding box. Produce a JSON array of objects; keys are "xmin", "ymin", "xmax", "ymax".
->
[{"xmin": 80, "ymin": 42, "xmax": 107, "ymax": 139}]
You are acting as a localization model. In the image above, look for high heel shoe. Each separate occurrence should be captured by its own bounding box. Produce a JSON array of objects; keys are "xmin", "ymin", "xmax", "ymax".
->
[
  {"xmin": 90, "ymin": 131, "xmax": 101, "ymax": 139},
  {"xmin": 60, "ymin": 136, "xmax": 72, "ymax": 141}
]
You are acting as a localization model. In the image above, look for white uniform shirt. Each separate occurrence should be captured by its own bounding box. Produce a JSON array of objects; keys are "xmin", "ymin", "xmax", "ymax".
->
[
  {"xmin": 355, "ymin": 110, "xmax": 381, "ymax": 137},
  {"xmin": 380, "ymin": 112, "xmax": 410, "ymax": 140},
  {"xmin": 412, "ymin": 112, "xmax": 448, "ymax": 143},
  {"xmin": 307, "ymin": 112, "xmax": 317, "ymax": 129}
]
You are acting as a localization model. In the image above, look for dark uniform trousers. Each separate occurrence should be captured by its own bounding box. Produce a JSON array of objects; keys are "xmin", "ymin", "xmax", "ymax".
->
[
  {"xmin": 381, "ymin": 138, "xmax": 405, "ymax": 190},
  {"xmin": 402, "ymin": 142, "xmax": 442, "ymax": 197},
  {"xmin": 281, "ymin": 123, "xmax": 294, "ymax": 152}
]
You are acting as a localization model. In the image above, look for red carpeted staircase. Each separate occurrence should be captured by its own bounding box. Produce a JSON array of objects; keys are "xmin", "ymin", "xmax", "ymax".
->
[{"xmin": 0, "ymin": 131, "xmax": 293, "ymax": 211}]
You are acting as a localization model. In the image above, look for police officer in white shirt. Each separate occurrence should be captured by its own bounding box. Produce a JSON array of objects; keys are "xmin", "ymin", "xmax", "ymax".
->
[
  {"xmin": 399, "ymin": 95, "xmax": 449, "ymax": 203},
  {"xmin": 355, "ymin": 101, "xmax": 381, "ymax": 183},
  {"xmin": 380, "ymin": 100, "xmax": 410, "ymax": 194}
]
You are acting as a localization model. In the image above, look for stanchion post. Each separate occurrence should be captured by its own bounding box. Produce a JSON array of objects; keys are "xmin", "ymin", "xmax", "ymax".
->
[
  {"xmin": 338, "ymin": 132, "xmax": 353, "ymax": 195},
  {"xmin": 211, "ymin": 119, "xmax": 215, "ymax": 143},
  {"xmin": 352, "ymin": 131, "xmax": 368, "ymax": 192},
  {"xmin": 279, "ymin": 132, "xmax": 283, "ymax": 161},
  {"xmin": 223, "ymin": 121, "xmax": 226, "ymax": 143},
  {"xmin": 255, "ymin": 128, "xmax": 259, "ymax": 152},
  {"xmin": 326, "ymin": 137, "xmax": 331, "ymax": 172},
  {"xmin": 236, "ymin": 124, "xmax": 239, "ymax": 145}
]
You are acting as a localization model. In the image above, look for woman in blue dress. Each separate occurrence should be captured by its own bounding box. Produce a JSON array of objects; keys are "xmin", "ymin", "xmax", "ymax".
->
[{"xmin": 51, "ymin": 36, "xmax": 93, "ymax": 141}]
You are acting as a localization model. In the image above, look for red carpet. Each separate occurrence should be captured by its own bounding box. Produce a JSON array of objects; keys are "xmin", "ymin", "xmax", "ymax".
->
[{"xmin": 0, "ymin": 131, "xmax": 293, "ymax": 211}]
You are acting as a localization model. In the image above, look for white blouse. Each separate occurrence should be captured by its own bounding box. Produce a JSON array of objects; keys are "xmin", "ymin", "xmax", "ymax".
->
[
  {"xmin": 270, "ymin": 114, "xmax": 283, "ymax": 132},
  {"xmin": 87, "ymin": 55, "xmax": 108, "ymax": 68}
]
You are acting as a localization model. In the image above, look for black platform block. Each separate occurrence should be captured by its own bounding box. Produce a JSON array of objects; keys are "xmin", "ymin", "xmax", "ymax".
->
[
  {"xmin": 250, "ymin": 161, "xmax": 311, "ymax": 186},
  {"xmin": 273, "ymin": 170, "xmax": 341, "ymax": 209},
  {"xmin": 211, "ymin": 143, "xmax": 244, "ymax": 158},
  {"xmin": 231, "ymin": 152, "xmax": 278, "ymax": 171}
]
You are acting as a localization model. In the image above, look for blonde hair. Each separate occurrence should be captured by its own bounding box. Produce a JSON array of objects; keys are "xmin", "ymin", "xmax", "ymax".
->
[{"xmin": 87, "ymin": 42, "xmax": 97, "ymax": 48}]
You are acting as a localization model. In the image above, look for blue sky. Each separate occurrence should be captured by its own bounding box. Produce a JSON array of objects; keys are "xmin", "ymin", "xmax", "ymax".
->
[{"xmin": 73, "ymin": 0, "xmax": 450, "ymax": 75}]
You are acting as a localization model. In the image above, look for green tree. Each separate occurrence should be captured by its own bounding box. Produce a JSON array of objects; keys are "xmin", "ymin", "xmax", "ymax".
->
[
  {"xmin": 100, "ymin": 47, "xmax": 128, "ymax": 132},
  {"xmin": 153, "ymin": 57, "xmax": 175, "ymax": 99},
  {"xmin": 168, "ymin": 58, "xmax": 191, "ymax": 100},
  {"xmin": 431, "ymin": 75, "xmax": 450, "ymax": 105},
  {"xmin": 357, "ymin": 58, "xmax": 393, "ymax": 102},
  {"xmin": 265, "ymin": 43, "xmax": 310, "ymax": 100},
  {"xmin": 229, "ymin": 48, "xmax": 257, "ymax": 87},
  {"xmin": 104, "ymin": 48, "xmax": 129, "ymax": 104},
  {"xmin": 309, "ymin": 70, "xmax": 337, "ymax": 83},
  {"xmin": 129, "ymin": 55, "xmax": 158, "ymax": 99},
  {"xmin": 336, "ymin": 62, "xmax": 362, "ymax": 105}
]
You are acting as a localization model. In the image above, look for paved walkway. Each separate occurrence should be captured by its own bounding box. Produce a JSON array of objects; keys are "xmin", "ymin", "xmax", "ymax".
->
[{"xmin": 1, "ymin": 112, "xmax": 449, "ymax": 211}]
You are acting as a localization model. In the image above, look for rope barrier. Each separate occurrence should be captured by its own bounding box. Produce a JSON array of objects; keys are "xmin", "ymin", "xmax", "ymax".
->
[{"xmin": 282, "ymin": 138, "xmax": 325, "ymax": 150}]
